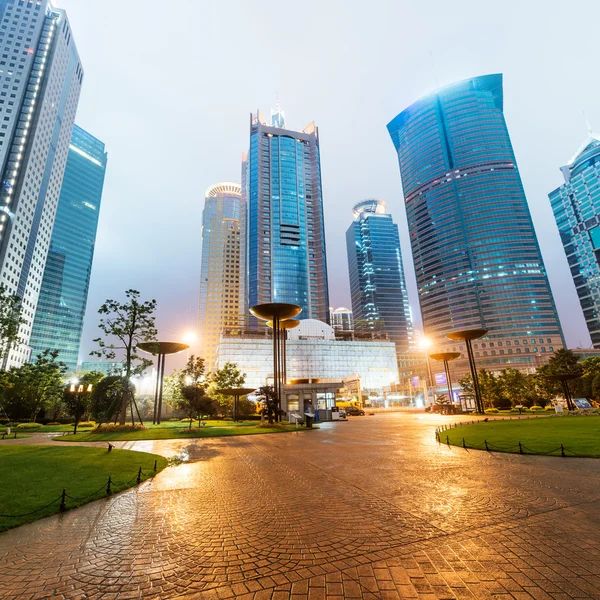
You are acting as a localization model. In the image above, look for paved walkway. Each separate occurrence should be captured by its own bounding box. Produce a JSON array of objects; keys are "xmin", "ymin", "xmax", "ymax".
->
[{"xmin": 0, "ymin": 413, "xmax": 599, "ymax": 599}]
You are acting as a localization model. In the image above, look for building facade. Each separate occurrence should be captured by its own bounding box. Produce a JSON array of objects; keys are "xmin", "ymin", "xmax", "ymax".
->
[
  {"xmin": 331, "ymin": 306, "xmax": 353, "ymax": 331},
  {"xmin": 244, "ymin": 109, "xmax": 329, "ymax": 322},
  {"xmin": 197, "ymin": 182, "xmax": 245, "ymax": 371},
  {"xmin": 346, "ymin": 199, "xmax": 413, "ymax": 355},
  {"xmin": 29, "ymin": 125, "xmax": 107, "ymax": 371},
  {"xmin": 550, "ymin": 134, "xmax": 600, "ymax": 347},
  {"xmin": 0, "ymin": 0, "xmax": 83, "ymax": 367},
  {"xmin": 387, "ymin": 73, "xmax": 564, "ymax": 374},
  {"xmin": 216, "ymin": 319, "xmax": 397, "ymax": 395}
]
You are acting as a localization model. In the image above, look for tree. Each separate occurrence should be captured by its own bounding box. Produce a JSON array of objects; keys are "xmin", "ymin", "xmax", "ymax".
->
[
  {"xmin": 497, "ymin": 368, "xmax": 530, "ymax": 408},
  {"xmin": 209, "ymin": 361, "xmax": 246, "ymax": 416},
  {"xmin": 536, "ymin": 349, "xmax": 582, "ymax": 400},
  {"xmin": 63, "ymin": 371, "xmax": 104, "ymax": 434},
  {"xmin": 9, "ymin": 350, "xmax": 67, "ymax": 422},
  {"xmin": 172, "ymin": 355, "xmax": 215, "ymax": 429},
  {"xmin": 0, "ymin": 285, "xmax": 26, "ymax": 371},
  {"xmin": 91, "ymin": 289, "xmax": 157, "ymax": 424},
  {"xmin": 256, "ymin": 385, "xmax": 281, "ymax": 424},
  {"xmin": 90, "ymin": 376, "xmax": 134, "ymax": 424}
]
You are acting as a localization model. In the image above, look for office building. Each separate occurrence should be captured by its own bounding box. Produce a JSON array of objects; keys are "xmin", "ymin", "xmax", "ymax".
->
[
  {"xmin": 0, "ymin": 0, "xmax": 83, "ymax": 367},
  {"xmin": 29, "ymin": 125, "xmax": 107, "ymax": 371},
  {"xmin": 331, "ymin": 306, "xmax": 353, "ymax": 331},
  {"xmin": 244, "ymin": 108, "xmax": 329, "ymax": 322},
  {"xmin": 386, "ymin": 73, "xmax": 564, "ymax": 374},
  {"xmin": 216, "ymin": 319, "xmax": 397, "ymax": 396},
  {"xmin": 550, "ymin": 133, "xmax": 600, "ymax": 347},
  {"xmin": 197, "ymin": 182, "xmax": 245, "ymax": 370},
  {"xmin": 346, "ymin": 199, "xmax": 413, "ymax": 354}
]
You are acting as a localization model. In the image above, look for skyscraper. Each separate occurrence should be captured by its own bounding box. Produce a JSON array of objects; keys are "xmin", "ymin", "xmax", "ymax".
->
[
  {"xmin": 244, "ymin": 109, "xmax": 329, "ymax": 322},
  {"xmin": 550, "ymin": 133, "xmax": 600, "ymax": 347},
  {"xmin": 331, "ymin": 307, "xmax": 354, "ymax": 331},
  {"xmin": 198, "ymin": 182, "xmax": 245, "ymax": 371},
  {"xmin": 387, "ymin": 74, "xmax": 564, "ymax": 372},
  {"xmin": 29, "ymin": 125, "xmax": 107, "ymax": 371},
  {"xmin": 0, "ymin": 0, "xmax": 83, "ymax": 367},
  {"xmin": 346, "ymin": 199, "xmax": 413, "ymax": 354}
]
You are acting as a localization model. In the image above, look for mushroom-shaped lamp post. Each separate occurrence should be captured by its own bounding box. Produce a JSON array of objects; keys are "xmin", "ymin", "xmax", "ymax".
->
[{"xmin": 429, "ymin": 352, "xmax": 461, "ymax": 406}]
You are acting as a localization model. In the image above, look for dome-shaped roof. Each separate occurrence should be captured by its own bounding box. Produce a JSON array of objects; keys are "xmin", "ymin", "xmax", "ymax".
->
[
  {"xmin": 205, "ymin": 182, "xmax": 242, "ymax": 198},
  {"xmin": 287, "ymin": 319, "xmax": 335, "ymax": 340}
]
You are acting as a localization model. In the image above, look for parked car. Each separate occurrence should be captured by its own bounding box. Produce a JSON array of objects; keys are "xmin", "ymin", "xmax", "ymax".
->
[{"xmin": 345, "ymin": 406, "xmax": 365, "ymax": 416}]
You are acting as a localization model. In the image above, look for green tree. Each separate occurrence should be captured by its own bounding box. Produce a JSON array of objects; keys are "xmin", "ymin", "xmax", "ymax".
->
[
  {"xmin": 0, "ymin": 285, "xmax": 26, "ymax": 371},
  {"xmin": 209, "ymin": 361, "xmax": 246, "ymax": 416},
  {"xmin": 10, "ymin": 350, "xmax": 67, "ymax": 422},
  {"xmin": 458, "ymin": 370, "xmax": 502, "ymax": 409},
  {"xmin": 63, "ymin": 371, "xmax": 105, "ymax": 433},
  {"xmin": 91, "ymin": 289, "xmax": 157, "ymax": 424},
  {"xmin": 536, "ymin": 349, "xmax": 582, "ymax": 400},
  {"xmin": 172, "ymin": 355, "xmax": 215, "ymax": 429},
  {"xmin": 90, "ymin": 376, "xmax": 134, "ymax": 424},
  {"xmin": 497, "ymin": 368, "xmax": 530, "ymax": 408},
  {"xmin": 257, "ymin": 384, "xmax": 280, "ymax": 424}
]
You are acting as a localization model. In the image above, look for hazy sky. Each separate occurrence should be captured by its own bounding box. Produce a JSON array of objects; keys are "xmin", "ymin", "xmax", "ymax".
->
[{"xmin": 58, "ymin": 0, "xmax": 599, "ymax": 368}]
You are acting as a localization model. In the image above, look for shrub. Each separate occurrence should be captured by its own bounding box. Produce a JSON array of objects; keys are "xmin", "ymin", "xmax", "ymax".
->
[
  {"xmin": 93, "ymin": 424, "xmax": 147, "ymax": 433},
  {"xmin": 492, "ymin": 397, "xmax": 512, "ymax": 410},
  {"xmin": 530, "ymin": 405, "xmax": 544, "ymax": 411},
  {"xmin": 484, "ymin": 408, "xmax": 499, "ymax": 414},
  {"xmin": 169, "ymin": 418, "xmax": 180, "ymax": 422},
  {"xmin": 180, "ymin": 418, "xmax": 198, "ymax": 423},
  {"xmin": 47, "ymin": 422, "xmax": 62, "ymax": 425},
  {"xmin": 545, "ymin": 405, "xmax": 556, "ymax": 411},
  {"xmin": 16, "ymin": 422, "xmax": 42, "ymax": 429},
  {"xmin": 77, "ymin": 421, "xmax": 96, "ymax": 427}
]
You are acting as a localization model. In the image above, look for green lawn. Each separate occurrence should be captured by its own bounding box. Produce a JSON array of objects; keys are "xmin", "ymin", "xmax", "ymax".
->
[
  {"xmin": 441, "ymin": 416, "xmax": 600, "ymax": 457},
  {"xmin": 61, "ymin": 420, "xmax": 311, "ymax": 442},
  {"xmin": 0, "ymin": 446, "xmax": 167, "ymax": 532}
]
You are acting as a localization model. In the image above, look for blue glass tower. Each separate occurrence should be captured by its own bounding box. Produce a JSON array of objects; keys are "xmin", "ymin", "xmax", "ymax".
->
[
  {"xmin": 29, "ymin": 125, "xmax": 107, "ymax": 370},
  {"xmin": 550, "ymin": 134, "xmax": 600, "ymax": 347},
  {"xmin": 244, "ymin": 109, "xmax": 329, "ymax": 322},
  {"xmin": 346, "ymin": 199, "xmax": 413, "ymax": 353},
  {"xmin": 387, "ymin": 74, "xmax": 564, "ymax": 370}
]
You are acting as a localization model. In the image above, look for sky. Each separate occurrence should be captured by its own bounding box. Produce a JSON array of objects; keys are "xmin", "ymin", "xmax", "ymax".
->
[{"xmin": 57, "ymin": 0, "xmax": 600, "ymax": 368}]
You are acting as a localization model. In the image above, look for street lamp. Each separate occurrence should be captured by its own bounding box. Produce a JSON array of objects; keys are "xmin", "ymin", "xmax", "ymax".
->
[{"xmin": 182, "ymin": 331, "xmax": 198, "ymax": 360}]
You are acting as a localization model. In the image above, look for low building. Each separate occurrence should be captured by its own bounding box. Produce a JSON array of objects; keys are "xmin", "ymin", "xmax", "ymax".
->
[
  {"xmin": 331, "ymin": 307, "xmax": 354, "ymax": 331},
  {"xmin": 80, "ymin": 361, "xmax": 124, "ymax": 376},
  {"xmin": 216, "ymin": 319, "xmax": 398, "ymax": 396}
]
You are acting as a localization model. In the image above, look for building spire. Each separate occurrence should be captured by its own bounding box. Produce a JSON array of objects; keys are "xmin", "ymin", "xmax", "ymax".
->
[{"xmin": 271, "ymin": 93, "xmax": 286, "ymax": 128}]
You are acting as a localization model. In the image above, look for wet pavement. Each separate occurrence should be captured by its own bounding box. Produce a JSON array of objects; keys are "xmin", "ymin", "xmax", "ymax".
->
[{"xmin": 0, "ymin": 412, "xmax": 599, "ymax": 599}]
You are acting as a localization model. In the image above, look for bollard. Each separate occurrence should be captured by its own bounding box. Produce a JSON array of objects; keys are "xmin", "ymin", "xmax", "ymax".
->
[
  {"xmin": 154, "ymin": 459, "xmax": 157, "ymax": 472},
  {"xmin": 107, "ymin": 442, "xmax": 113, "ymax": 453},
  {"xmin": 446, "ymin": 435, "xmax": 450, "ymax": 447},
  {"xmin": 561, "ymin": 443, "xmax": 565, "ymax": 457},
  {"xmin": 59, "ymin": 488, "xmax": 67, "ymax": 512},
  {"xmin": 519, "ymin": 442, "xmax": 523, "ymax": 455},
  {"xmin": 13, "ymin": 431, "xmax": 16, "ymax": 439},
  {"xmin": 137, "ymin": 466, "xmax": 142, "ymax": 484},
  {"xmin": 106, "ymin": 475, "xmax": 112, "ymax": 496},
  {"xmin": 484, "ymin": 440, "xmax": 489, "ymax": 451},
  {"xmin": 462, "ymin": 437, "xmax": 466, "ymax": 449}
]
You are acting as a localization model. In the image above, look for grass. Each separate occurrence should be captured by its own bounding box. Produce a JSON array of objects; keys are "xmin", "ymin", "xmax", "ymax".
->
[
  {"xmin": 442, "ymin": 415, "xmax": 600, "ymax": 457},
  {"xmin": 0, "ymin": 445, "xmax": 167, "ymax": 532},
  {"xmin": 61, "ymin": 420, "xmax": 312, "ymax": 442}
]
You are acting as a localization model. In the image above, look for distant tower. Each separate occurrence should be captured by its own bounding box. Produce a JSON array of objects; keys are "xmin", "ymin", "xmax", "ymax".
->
[
  {"xmin": 387, "ymin": 74, "xmax": 564, "ymax": 371},
  {"xmin": 30, "ymin": 125, "xmax": 107, "ymax": 371},
  {"xmin": 198, "ymin": 183, "xmax": 245, "ymax": 371},
  {"xmin": 550, "ymin": 133, "xmax": 600, "ymax": 347},
  {"xmin": 346, "ymin": 199, "xmax": 413, "ymax": 353},
  {"xmin": 331, "ymin": 307, "xmax": 354, "ymax": 331},
  {"xmin": 244, "ymin": 109, "xmax": 329, "ymax": 322},
  {"xmin": 0, "ymin": 1, "xmax": 84, "ymax": 367}
]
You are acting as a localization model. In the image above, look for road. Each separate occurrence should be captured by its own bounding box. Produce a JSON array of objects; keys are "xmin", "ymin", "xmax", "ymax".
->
[{"xmin": 0, "ymin": 412, "xmax": 599, "ymax": 599}]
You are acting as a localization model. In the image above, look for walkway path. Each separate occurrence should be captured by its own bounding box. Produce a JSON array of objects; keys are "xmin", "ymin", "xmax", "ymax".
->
[{"xmin": 0, "ymin": 413, "xmax": 599, "ymax": 599}]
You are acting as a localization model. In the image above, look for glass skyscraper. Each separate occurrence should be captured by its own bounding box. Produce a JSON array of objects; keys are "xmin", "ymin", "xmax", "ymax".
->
[
  {"xmin": 244, "ymin": 109, "xmax": 329, "ymax": 322},
  {"xmin": 197, "ymin": 182, "xmax": 245, "ymax": 371},
  {"xmin": 387, "ymin": 74, "xmax": 564, "ymax": 372},
  {"xmin": 550, "ymin": 133, "xmax": 600, "ymax": 347},
  {"xmin": 30, "ymin": 125, "xmax": 107, "ymax": 371},
  {"xmin": 346, "ymin": 199, "xmax": 413, "ymax": 354},
  {"xmin": 0, "ymin": 0, "xmax": 83, "ymax": 367}
]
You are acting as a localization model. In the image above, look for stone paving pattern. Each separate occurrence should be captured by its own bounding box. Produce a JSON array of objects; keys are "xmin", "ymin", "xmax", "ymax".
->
[{"xmin": 0, "ymin": 413, "xmax": 599, "ymax": 599}]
